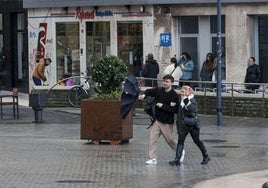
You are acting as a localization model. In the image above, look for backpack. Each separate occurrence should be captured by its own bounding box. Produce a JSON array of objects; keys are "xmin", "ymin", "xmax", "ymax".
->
[
  {"xmin": 144, "ymin": 96, "xmax": 156, "ymax": 129},
  {"xmin": 144, "ymin": 89, "xmax": 160, "ymax": 129}
]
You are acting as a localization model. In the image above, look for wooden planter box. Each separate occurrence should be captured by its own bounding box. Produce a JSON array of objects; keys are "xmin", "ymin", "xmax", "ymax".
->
[{"xmin": 81, "ymin": 99, "xmax": 133, "ymax": 143}]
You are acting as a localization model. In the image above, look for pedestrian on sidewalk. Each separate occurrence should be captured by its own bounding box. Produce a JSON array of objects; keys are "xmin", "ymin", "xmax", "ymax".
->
[
  {"xmin": 138, "ymin": 74, "xmax": 185, "ymax": 165},
  {"xmin": 32, "ymin": 58, "xmax": 52, "ymax": 86},
  {"xmin": 169, "ymin": 85, "xmax": 210, "ymax": 166}
]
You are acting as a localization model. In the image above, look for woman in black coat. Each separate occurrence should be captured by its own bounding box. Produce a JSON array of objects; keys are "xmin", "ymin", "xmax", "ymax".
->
[{"xmin": 169, "ymin": 85, "xmax": 210, "ymax": 166}]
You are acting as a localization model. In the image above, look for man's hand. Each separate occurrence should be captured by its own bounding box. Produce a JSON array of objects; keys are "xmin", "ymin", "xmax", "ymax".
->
[
  {"xmin": 170, "ymin": 102, "xmax": 176, "ymax": 106},
  {"xmin": 156, "ymin": 103, "xmax": 163, "ymax": 108},
  {"xmin": 138, "ymin": 94, "xmax": 145, "ymax": 100}
]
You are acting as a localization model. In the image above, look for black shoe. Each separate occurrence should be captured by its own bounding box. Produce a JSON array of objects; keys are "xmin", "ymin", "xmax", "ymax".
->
[
  {"xmin": 201, "ymin": 154, "xmax": 210, "ymax": 165},
  {"xmin": 169, "ymin": 158, "xmax": 180, "ymax": 166}
]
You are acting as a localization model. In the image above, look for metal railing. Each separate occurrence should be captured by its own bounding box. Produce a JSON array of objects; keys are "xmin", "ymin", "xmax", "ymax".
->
[{"xmin": 137, "ymin": 77, "xmax": 268, "ymax": 117}]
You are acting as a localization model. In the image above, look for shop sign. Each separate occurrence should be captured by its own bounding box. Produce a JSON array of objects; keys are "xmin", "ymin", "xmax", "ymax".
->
[
  {"xmin": 76, "ymin": 7, "xmax": 95, "ymax": 22},
  {"xmin": 160, "ymin": 33, "xmax": 171, "ymax": 46},
  {"xmin": 96, "ymin": 10, "xmax": 113, "ymax": 17}
]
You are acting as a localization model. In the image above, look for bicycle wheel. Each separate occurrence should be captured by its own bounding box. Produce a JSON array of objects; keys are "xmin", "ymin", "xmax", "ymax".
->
[{"xmin": 68, "ymin": 86, "xmax": 88, "ymax": 107}]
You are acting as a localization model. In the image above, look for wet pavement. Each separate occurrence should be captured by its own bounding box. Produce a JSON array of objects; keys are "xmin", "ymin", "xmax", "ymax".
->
[{"xmin": 0, "ymin": 92, "xmax": 267, "ymax": 188}]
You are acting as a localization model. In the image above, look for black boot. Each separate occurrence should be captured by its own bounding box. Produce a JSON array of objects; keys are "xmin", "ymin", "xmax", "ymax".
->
[
  {"xmin": 201, "ymin": 154, "xmax": 210, "ymax": 165},
  {"xmin": 196, "ymin": 140, "xmax": 210, "ymax": 165},
  {"xmin": 169, "ymin": 144, "xmax": 184, "ymax": 166}
]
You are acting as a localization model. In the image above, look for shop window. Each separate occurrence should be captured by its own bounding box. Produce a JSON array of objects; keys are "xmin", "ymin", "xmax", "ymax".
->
[
  {"xmin": 117, "ymin": 22, "xmax": 143, "ymax": 76},
  {"xmin": 86, "ymin": 22, "xmax": 110, "ymax": 74},
  {"xmin": 56, "ymin": 22, "xmax": 80, "ymax": 82},
  {"xmin": 17, "ymin": 13, "xmax": 25, "ymax": 80}
]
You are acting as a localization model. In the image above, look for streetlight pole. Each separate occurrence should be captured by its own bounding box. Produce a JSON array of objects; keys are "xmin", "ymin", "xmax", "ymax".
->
[{"xmin": 217, "ymin": 0, "xmax": 223, "ymax": 126}]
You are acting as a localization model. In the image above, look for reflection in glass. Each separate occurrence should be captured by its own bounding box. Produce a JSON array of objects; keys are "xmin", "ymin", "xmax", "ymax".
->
[
  {"xmin": 56, "ymin": 22, "xmax": 80, "ymax": 82},
  {"xmin": 86, "ymin": 22, "xmax": 110, "ymax": 74},
  {"xmin": 117, "ymin": 22, "xmax": 143, "ymax": 76}
]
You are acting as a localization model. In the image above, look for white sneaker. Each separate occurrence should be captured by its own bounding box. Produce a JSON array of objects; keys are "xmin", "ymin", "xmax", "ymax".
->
[
  {"xmin": 180, "ymin": 150, "xmax": 185, "ymax": 163},
  {"xmin": 146, "ymin": 158, "xmax": 157, "ymax": 165}
]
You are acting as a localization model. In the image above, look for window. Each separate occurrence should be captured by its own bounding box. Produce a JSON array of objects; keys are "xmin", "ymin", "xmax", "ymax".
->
[
  {"xmin": 178, "ymin": 16, "xmax": 226, "ymax": 82},
  {"xmin": 179, "ymin": 16, "xmax": 199, "ymax": 81},
  {"xmin": 117, "ymin": 22, "xmax": 143, "ymax": 76},
  {"xmin": 56, "ymin": 22, "xmax": 80, "ymax": 81},
  {"xmin": 180, "ymin": 16, "xmax": 199, "ymax": 34},
  {"xmin": 0, "ymin": 14, "xmax": 3, "ymax": 51},
  {"xmin": 17, "ymin": 13, "xmax": 25, "ymax": 80},
  {"xmin": 0, "ymin": 14, "xmax": 2, "ymax": 30},
  {"xmin": 86, "ymin": 22, "xmax": 110, "ymax": 73}
]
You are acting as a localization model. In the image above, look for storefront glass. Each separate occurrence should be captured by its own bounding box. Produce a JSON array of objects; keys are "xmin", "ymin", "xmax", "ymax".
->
[
  {"xmin": 17, "ymin": 13, "xmax": 25, "ymax": 80},
  {"xmin": 86, "ymin": 22, "xmax": 110, "ymax": 74},
  {"xmin": 117, "ymin": 22, "xmax": 143, "ymax": 76},
  {"xmin": 56, "ymin": 22, "xmax": 80, "ymax": 82},
  {"xmin": 0, "ymin": 14, "xmax": 2, "ymax": 30}
]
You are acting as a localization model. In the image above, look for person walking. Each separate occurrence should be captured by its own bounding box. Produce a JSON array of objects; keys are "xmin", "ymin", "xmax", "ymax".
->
[
  {"xmin": 244, "ymin": 56, "xmax": 261, "ymax": 91},
  {"xmin": 177, "ymin": 52, "xmax": 194, "ymax": 88},
  {"xmin": 32, "ymin": 58, "xmax": 52, "ymax": 86},
  {"xmin": 169, "ymin": 85, "xmax": 210, "ymax": 166},
  {"xmin": 200, "ymin": 53, "xmax": 214, "ymax": 88},
  {"xmin": 163, "ymin": 57, "xmax": 182, "ymax": 89},
  {"xmin": 142, "ymin": 53, "xmax": 159, "ymax": 87},
  {"xmin": 139, "ymin": 74, "xmax": 185, "ymax": 165}
]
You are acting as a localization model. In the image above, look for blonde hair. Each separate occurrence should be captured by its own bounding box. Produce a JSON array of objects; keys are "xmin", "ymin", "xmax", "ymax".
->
[{"xmin": 181, "ymin": 85, "xmax": 194, "ymax": 94}]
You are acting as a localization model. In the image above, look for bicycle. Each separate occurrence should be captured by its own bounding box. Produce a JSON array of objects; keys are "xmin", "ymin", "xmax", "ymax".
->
[{"xmin": 67, "ymin": 72, "xmax": 91, "ymax": 108}]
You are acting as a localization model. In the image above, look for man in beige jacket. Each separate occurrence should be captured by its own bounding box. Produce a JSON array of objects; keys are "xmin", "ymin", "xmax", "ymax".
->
[{"xmin": 32, "ymin": 58, "xmax": 51, "ymax": 85}]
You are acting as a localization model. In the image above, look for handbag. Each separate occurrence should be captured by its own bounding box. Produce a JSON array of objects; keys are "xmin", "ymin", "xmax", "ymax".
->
[{"xmin": 183, "ymin": 116, "xmax": 196, "ymax": 127}]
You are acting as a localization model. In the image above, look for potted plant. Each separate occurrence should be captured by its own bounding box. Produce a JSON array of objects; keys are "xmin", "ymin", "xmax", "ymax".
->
[{"xmin": 80, "ymin": 55, "xmax": 133, "ymax": 144}]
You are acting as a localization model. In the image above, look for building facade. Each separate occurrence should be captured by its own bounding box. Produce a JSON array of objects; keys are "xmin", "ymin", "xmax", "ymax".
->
[
  {"xmin": 23, "ymin": 0, "xmax": 268, "ymax": 92},
  {"xmin": 0, "ymin": 0, "xmax": 28, "ymax": 92}
]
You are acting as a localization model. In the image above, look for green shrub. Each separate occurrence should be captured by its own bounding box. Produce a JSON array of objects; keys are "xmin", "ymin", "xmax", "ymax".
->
[{"xmin": 91, "ymin": 55, "xmax": 128, "ymax": 99}]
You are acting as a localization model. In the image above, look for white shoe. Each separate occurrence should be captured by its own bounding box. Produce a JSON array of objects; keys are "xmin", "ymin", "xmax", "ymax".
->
[
  {"xmin": 146, "ymin": 158, "xmax": 157, "ymax": 165},
  {"xmin": 180, "ymin": 150, "xmax": 185, "ymax": 163}
]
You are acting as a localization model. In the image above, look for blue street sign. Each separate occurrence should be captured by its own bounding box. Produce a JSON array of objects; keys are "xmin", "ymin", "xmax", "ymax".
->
[{"xmin": 160, "ymin": 33, "xmax": 171, "ymax": 46}]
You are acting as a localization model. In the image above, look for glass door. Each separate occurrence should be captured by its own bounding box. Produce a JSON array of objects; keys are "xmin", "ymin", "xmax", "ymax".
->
[
  {"xmin": 86, "ymin": 22, "xmax": 110, "ymax": 74},
  {"xmin": 117, "ymin": 22, "xmax": 143, "ymax": 76},
  {"xmin": 56, "ymin": 22, "xmax": 80, "ymax": 81}
]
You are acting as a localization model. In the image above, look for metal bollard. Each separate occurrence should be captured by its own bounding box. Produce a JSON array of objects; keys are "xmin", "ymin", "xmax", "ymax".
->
[{"xmin": 29, "ymin": 93, "xmax": 47, "ymax": 123}]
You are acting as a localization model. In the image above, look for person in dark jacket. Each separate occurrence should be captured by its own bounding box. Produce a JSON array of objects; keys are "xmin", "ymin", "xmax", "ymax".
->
[
  {"xmin": 200, "ymin": 53, "xmax": 214, "ymax": 88},
  {"xmin": 142, "ymin": 53, "xmax": 159, "ymax": 87},
  {"xmin": 169, "ymin": 85, "xmax": 210, "ymax": 166},
  {"xmin": 138, "ymin": 75, "xmax": 185, "ymax": 165},
  {"xmin": 244, "ymin": 57, "xmax": 261, "ymax": 91}
]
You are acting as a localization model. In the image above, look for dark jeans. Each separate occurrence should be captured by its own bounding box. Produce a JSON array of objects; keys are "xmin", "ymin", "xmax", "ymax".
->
[
  {"xmin": 178, "ymin": 127, "xmax": 207, "ymax": 156},
  {"xmin": 33, "ymin": 76, "xmax": 42, "ymax": 86}
]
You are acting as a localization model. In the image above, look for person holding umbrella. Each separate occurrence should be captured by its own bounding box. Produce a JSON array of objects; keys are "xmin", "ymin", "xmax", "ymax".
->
[{"xmin": 138, "ymin": 74, "xmax": 185, "ymax": 165}]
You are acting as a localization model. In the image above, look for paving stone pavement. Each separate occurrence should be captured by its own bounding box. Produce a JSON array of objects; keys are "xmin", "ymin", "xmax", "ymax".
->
[{"xmin": 0, "ymin": 105, "xmax": 267, "ymax": 188}]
